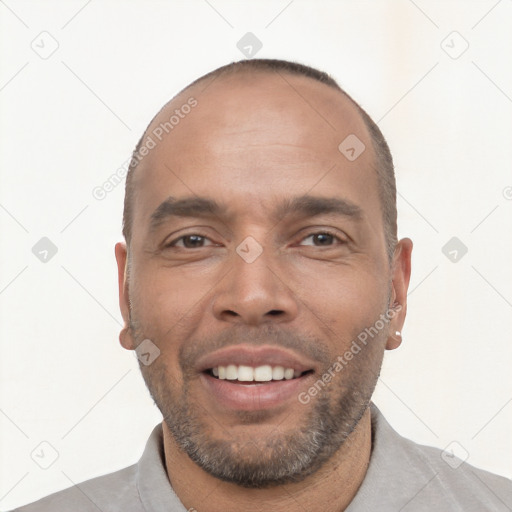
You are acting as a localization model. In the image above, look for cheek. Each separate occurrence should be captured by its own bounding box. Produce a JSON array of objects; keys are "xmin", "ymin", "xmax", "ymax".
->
[
  {"xmin": 131, "ymin": 263, "xmax": 217, "ymax": 341},
  {"xmin": 287, "ymin": 261, "xmax": 389, "ymax": 341}
]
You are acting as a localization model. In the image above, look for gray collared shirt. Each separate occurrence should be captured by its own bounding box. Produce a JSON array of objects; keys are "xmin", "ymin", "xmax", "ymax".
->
[{"xmin": 12, "ymin": 404, "xmax": 512, "ymax": 511}]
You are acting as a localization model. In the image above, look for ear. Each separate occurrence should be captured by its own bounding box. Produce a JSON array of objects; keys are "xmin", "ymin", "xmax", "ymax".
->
[
  {"xmin": 386, "ymin": 237, "xmax": 413, "ymax": 350},
  {"xmin": 115, "ymin": 242, "xmax": 136, "ymax": 350}
]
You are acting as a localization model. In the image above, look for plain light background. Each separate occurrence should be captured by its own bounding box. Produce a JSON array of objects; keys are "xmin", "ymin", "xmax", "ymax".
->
[{"xmin": 1, "ymin": 0, "xmax": 511, "ymax": 509}]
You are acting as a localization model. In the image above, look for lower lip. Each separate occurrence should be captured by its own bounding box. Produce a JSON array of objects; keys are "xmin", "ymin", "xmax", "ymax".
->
[{"xmin": 200, "ymin": 373, "xmax": 313, "ymax": 411}]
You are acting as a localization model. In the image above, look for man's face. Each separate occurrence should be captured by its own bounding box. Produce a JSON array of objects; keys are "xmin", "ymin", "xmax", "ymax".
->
[{"xmin": 116, "ymin": 72, "xmax": 409, "ymax": 487}]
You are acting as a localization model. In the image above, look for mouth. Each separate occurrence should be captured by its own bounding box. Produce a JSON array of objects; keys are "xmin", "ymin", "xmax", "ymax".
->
[
  {"xmin": 196, "ymin": 346, "xmax": 317, "ymax": 411},
  {"xmin": 205, "ymin": 365, "xmax": 314, "ymax": 384},
  {"xmin": 196, "ymin": 344, "xmax": 319, "ymax": 412},
  {"xmin": 200, "ymin": 370, "xmax": 315, "ymax": 411}
]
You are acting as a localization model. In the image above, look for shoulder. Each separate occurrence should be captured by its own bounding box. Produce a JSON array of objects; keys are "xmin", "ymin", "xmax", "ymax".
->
[
  {"xmin": 10, "ymin": 463, "xmax": 142, "ymax": 512},
  {"xmin": 404, "ymin": 437, "xmax": 512, "ymax": 509},
  {"xmin": 377, "ymin": 410, "xmax": 512, "ymax": 509}
]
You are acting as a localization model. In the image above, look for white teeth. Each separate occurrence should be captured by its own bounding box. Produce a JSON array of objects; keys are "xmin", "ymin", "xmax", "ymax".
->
[
  {"xmin": 226, "ymin": 364, "xmax": 238, "ymax": 380},
  {"xmin": 238, "ymin": 365, "xmax": 254, "ymax": 381},
  {"xmin": 214, "ymin": 365, "xmax": 301, "ymax": 382},
  {"xmin": 284, "ymin": 368, "xmax": 295, "ymax": 380},
  {"xmin": 272, "ymin": 366, "xmax": 285, "ymax": 380},
  {"xmin": 254, "ymin": 365, "xmax": 272, "ymax": 381}
]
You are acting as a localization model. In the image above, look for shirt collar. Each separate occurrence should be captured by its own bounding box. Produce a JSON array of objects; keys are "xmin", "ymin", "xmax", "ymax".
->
[
  {"xmin": 135, "ymin": 403, "xmax": 429, "ymax": 511},
  {"xmin": 136, "ymin": 423, "xmax": 186, "ymax": 511},
  {"xmin": 346, "ymin": 403, "xmax": 437, "ymax": 511}
]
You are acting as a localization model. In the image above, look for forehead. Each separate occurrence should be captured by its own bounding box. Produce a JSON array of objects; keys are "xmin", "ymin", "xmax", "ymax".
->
[{"xmin": 131, "ymin": 71, "xmax": 380, "ymax": 233}]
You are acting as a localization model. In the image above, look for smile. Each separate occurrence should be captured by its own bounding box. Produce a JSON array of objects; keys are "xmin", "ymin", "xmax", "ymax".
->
[
  {"xmin": 196, "ymin": 345, "xmax": 317, "ymax": 411},
  {"xmin": 208, "ymin": 364, "xmax": 312, "ymax": 382}
]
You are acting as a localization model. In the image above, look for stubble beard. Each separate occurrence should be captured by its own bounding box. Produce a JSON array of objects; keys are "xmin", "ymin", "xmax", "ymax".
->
[{"xmin": 130, "ymin": 313, "xmax": 387, "ymax": 488}]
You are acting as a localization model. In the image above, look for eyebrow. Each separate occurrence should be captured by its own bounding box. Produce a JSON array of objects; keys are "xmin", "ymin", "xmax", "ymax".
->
[
  {"xmin": 149, "ymin": 196, "xmax": 226, "ymax": 231},
  {"xmin": 148, "ymin": 194, "xmax": 363, "ymax": 231},
  {"xmin": 273, "ymin": 195, "xmax": 363, "ymax": 222}
]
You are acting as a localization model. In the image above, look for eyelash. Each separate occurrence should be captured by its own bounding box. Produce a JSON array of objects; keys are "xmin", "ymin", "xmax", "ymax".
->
[
  {"xmin": 299, "ymin": 231, "xmax": 347, "ymax": 246},
  {"xmin": 165, "ymin": 230, "xmax": 347, "ymax": 249}
]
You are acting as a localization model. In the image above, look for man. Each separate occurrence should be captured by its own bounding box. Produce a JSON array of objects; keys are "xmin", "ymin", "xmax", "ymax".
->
[{"xmin": 14, "ymin": 59, "xmax": 512, "ymax": 511}]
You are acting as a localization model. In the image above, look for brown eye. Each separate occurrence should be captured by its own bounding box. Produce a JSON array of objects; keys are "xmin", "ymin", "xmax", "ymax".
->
[
  {"xmin": 182, "ymin": 235, "xmax": 206, "ymax": 248},
  {"xmin": 300, "ymin": 232, "xmax": 344, "ymax": 247},
  {"xmin": 168, "ymin": 235, "xmax": 212, "ymax": 248}
]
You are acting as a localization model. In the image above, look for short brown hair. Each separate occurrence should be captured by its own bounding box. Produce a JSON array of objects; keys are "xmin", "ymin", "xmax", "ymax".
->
[{"xmin": 122, "ymin": 59, "xmax": 397, "ymax": 260}]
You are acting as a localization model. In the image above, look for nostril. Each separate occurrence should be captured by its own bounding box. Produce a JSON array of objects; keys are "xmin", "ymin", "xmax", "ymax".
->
[{"xmin": 267, "ymin": 310, "xmax": 284, "ymax": 316}]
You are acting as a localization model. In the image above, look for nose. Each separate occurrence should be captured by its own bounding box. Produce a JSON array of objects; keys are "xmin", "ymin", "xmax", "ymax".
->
[{"xmin": 212, "ymin": 246, "xmax": 299, "ymax": 326}]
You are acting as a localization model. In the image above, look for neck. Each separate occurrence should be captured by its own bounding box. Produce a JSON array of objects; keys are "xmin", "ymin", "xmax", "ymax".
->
[{"xmin": 162, "ymin": 407, "xmax": 372, "ymax": 512}]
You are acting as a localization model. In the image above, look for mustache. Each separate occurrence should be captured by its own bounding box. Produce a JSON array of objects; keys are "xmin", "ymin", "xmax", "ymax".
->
[{"xmin": 178, "ymin": 323, "xmax": 333, "ymax": 372}]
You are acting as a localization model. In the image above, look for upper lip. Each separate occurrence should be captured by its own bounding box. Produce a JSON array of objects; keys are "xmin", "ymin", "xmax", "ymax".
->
[{"xmin": 196, "ymin": 345, "xmax": 317, "ymax": 374}]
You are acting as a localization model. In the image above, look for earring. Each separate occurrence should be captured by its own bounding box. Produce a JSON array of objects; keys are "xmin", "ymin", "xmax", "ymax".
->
[{"xmin": 391, "ymin": 330, "xmax": 402, "ymax": 340}]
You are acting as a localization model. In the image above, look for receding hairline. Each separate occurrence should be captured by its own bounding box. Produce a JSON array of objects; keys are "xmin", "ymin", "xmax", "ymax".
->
[
  {"xmin": 141, "ymin": 64, "xmax": 362, "ymax": 151},
  {"xmin": 130, "ymin": 65, "xmax": 375, "ymax": 197},
  {"xmin": 123, "ymin": 59, "xmax": 397, "ymax": 261}
]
